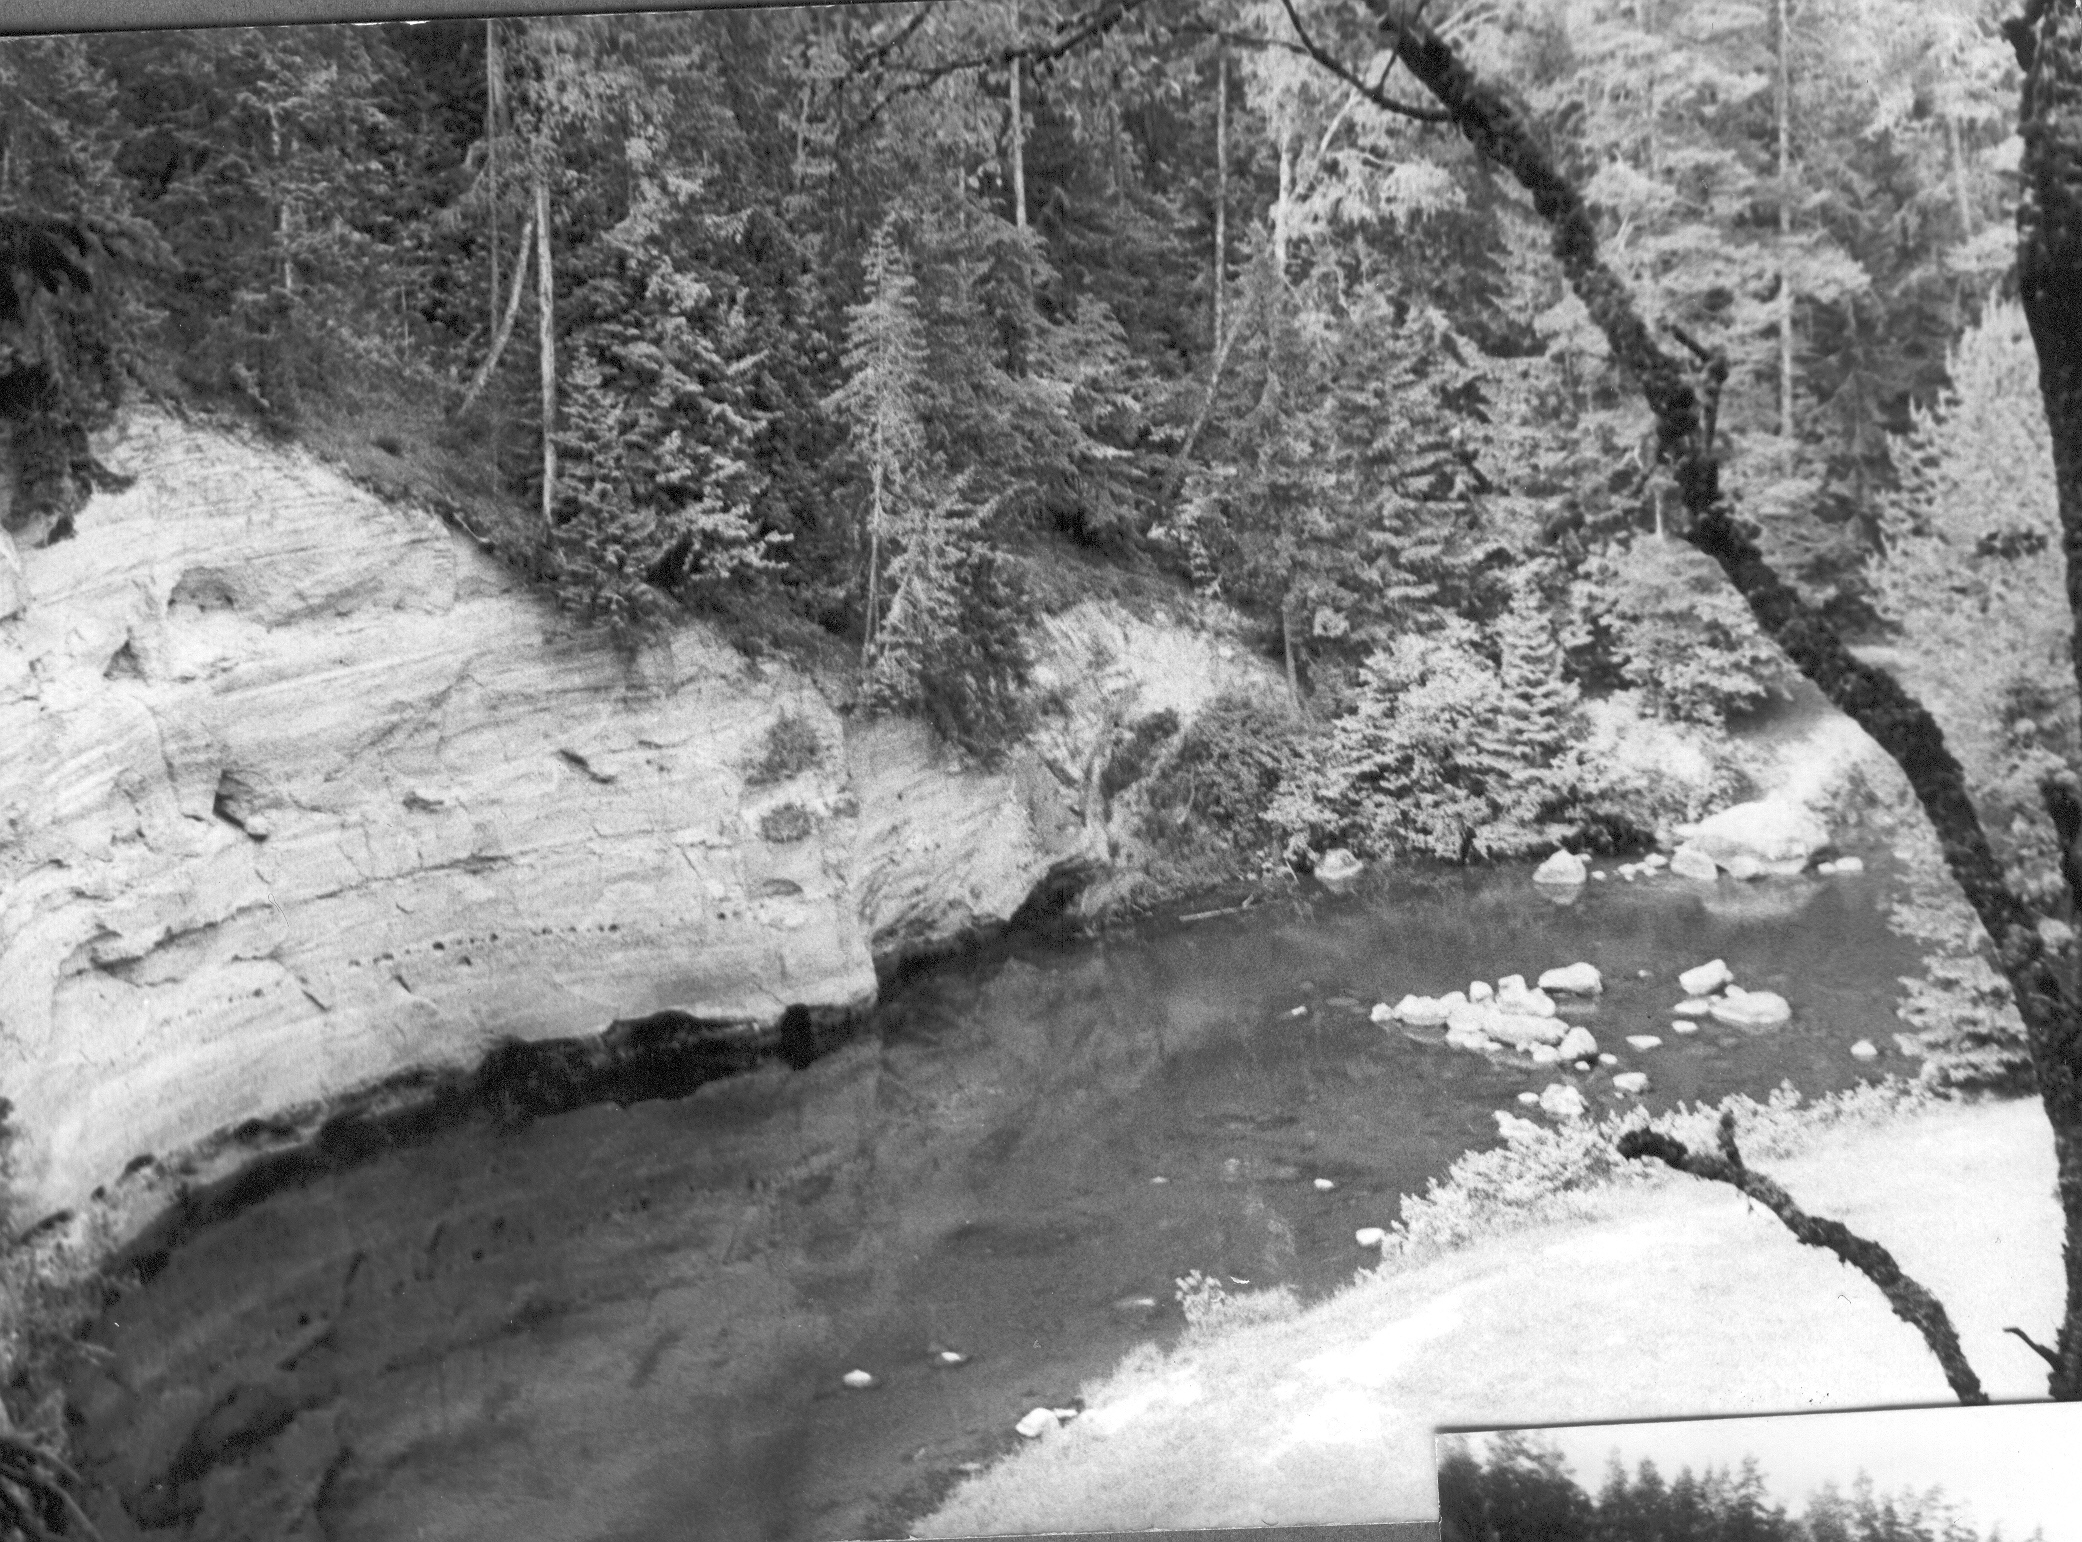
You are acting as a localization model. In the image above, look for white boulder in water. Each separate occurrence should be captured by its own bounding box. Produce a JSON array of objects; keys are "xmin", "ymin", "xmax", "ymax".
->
[
  {"xmin": 1851, "ymin": 1039, "xmax": 1880, "ymax": 1060},
  {"xmin": 1482, "ymin": 1009, "xmax": 1568, "ymax": 1049},
  {"xmin": 1538, "ymin": 962, "xmax": 1603, "ymax": 996},
  {"xmin": 1539, "ymin": 1082, "xmax": 1588, "ymax": 1121},
  {"xmin": 1494, "ymin": 1111, "xmax": 1546, "ymax": 1144},
  {"xmin": 1517, "ymin": 1091, "xmax": 1541, "ymax": 1105},
  {"xmin": 1678, "ymin": 959, "xmax": 1733, "ymax": 996},
  {"xmin": 1370, "ymin": 1002, "xmax": 1396, "ymax": 1025},
  {"xmin": 1708, "ymin": 990, "xmax": 1792, "ymax": 1028},
  {"xmin": 1670, "ymin": 1020, "xmax": 1698, "ymax": 1035},
  {"xmin": 1495, "ymin": 979, "xmax": 1558, "ymax": 1018},
  {"xmin": 1015, "ymin": 1407, "xmax": 1062, "ymax": 1439},
  {"xmin": 1725, "ymin": 855, "xmax": 1763, "ymax": 881},
  {"xmin": 1445, "ymin": 1020, "xmax": 1498, "ymax": 1054},
  {"xmin": 1832, "ymin": 855, "xmax": 1865, "ymax": 874},
  {"xmin": 1533, "ymin": 849, "xmax": 1588, "ymax": 886},
  {"xmin": 1670, "ymin": 844, "xmax": 1720, "ymax": 882},
  {"xmin": 1315, "ymin": 847, "xmax": 1364, "ymax": 893},
  {"xmin": 843, "ymin": 1369, "xmax": 877, "ymax": 1390},
  {"xmin": 1355, "ymin": 1227, "xmax": 1387, "ymax": 1248},
  {"xmin": 1612, "ymin": 1071, "xmax": 1650, "ymax": 1094},
  {"xmin": 1557, "ymin": 1026, "xmax": 1599, "ymax": 1061},
  {"xmin": 1469, "ymin": 980, "xmax": 1496, "ymax": 1004},
  {"xmin": 1673, "ymin": 997, "xmax": 1714, "ymax": 1017},
  {"xmin": 1688, "ymin": 798, "xmax": 1830, "ymax": 876},
  {"xmin": 1626, "ymin": 1035, "xmax": 1663, "ymax": 1051},
  {"xmin": 1393, "ymin": 993, "xmax": 1454, "ymax": 1026}
]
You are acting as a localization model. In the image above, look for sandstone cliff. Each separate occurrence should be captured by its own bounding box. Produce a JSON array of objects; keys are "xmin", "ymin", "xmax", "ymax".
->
[{"xmin": 0, "ymin": 411, "xmax": 1271, "ymax": 1224}]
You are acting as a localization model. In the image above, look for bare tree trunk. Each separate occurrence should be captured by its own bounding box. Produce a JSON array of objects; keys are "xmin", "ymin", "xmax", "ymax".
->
[
  {"xmin": 1274, "ymin": 126, "xmax": 1294, "ymax": 278},
  {"xmin": 863, "ymin": 447, "xmax": 885, "ymax": 668},
  {"xmin": 269, "ymin": 103, "xmax": 293, "ymax": 299},
  {"xmin": 535, "ymin": 168, "xmax": 555, "ymax": 528},
  {"xmin": 1638, "ymin": 0, "xmax": 1657, "ymax": 178},
  {"xmin": 1776, "ymin": 0, "xmax": 1794, "ymax": 443},
  {"xmin": 1281, "ymin": 589, "xmax": 1301, "ymax": 709},
  {"xmin": 1214, "ymin": 50, "xmax": 1229, "ymax": 348},
  {"xmin": 1946, "ymin": 111, "xmax": 1976, "ymax": 242},
  {"xmin": 1010, "ymin": 51, "xmax": 1027, "ymax": 230},
  {"xmin": 487, "ymin": 19, "xmax": 502, "ymax": 489},
  {"xmin": 1362, "ymin": 0, "xmax": 2082, "ymax": 1402},
  {"xmin": 452, "ymin": 208, "xmax": 534, "ymax": 420}
]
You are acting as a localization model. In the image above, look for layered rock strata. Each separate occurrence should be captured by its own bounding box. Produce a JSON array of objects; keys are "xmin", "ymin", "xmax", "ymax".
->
[{"xmin": 0, "ymin": 412, "xmax": 1264, "ymax": 1223}]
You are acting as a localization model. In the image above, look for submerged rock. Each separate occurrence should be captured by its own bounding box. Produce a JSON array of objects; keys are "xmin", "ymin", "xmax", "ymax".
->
[
  {"xmin": 1678, "ymin": 959, "xmax": 1733, "ymax": 996},
  {"xmin": 1533, "ymin": 849, "xmax": 1588, "ymax": 886},
  {"xmin": 1538, "ymin": 962, "xmax": 1603, "ymax": 996},
  {"xmin": 1612, "ymin": 1071, "xmax": 1649, "ymax": 1094}
]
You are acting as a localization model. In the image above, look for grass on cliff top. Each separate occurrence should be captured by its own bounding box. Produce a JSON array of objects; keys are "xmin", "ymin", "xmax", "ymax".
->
[{"xmin": 915, "ymin": 1084, "xmax": 2062, "ymax": 1537}]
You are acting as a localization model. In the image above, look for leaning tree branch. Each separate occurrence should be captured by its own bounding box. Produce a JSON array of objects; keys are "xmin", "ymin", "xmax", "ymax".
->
[
  {"xmin": 1348, "ymin": 0, "xmax": 2082, "ymax": 1401},
  {"xmin": 2007, "ymin": 0, "xmax": 2082, "ymax": 1400},
  {"xmin": 1620, "ymin": 1115, "xmax": 1989, "ymax": 1406},
  {"xmin": 1277, "ymin": 0, "xmax": 1451, "ymax": 124}
]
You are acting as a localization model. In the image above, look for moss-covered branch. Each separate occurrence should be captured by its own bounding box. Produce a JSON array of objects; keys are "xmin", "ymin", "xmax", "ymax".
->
[
  {"xmin": 1619, "ymin": 1114, "xmax": 1988, "ymax": 1406},
  {"xmin": 1351, "ymin": 0, "xmax": 2082, "ymax": 1401}
]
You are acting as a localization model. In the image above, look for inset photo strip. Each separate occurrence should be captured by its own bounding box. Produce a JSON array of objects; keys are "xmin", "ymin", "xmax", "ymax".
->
[
  {"xmin": 5, "ymin": 1, "xmax": 2082, "ymax": 1542},
  {"xmin": 1437, "ymin": 1403, "xmax": 2082, "ymax": 1542}
]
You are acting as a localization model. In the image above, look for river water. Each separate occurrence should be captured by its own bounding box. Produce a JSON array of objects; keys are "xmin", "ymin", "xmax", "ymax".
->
[{"xmin": 66, "ymin": 860, "xmax": 1923, "ymax": 1542}]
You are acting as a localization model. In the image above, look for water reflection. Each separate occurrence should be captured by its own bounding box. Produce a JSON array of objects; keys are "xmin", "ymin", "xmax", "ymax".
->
[{"xmin": 69, "ymin": 865, "xmax": 1923, "ymax": 1542}]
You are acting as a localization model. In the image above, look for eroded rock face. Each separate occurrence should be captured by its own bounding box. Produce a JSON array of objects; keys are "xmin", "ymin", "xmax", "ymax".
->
[{"xmin": 0, "ymin": 413, "xmax": 1257, "ymax": 1221}]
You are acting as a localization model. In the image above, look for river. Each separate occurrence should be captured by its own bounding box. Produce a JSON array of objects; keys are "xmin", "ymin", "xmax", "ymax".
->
[{"xmin": 65, "ymin": 858, "xmax": 1924, "ymax": 1542}]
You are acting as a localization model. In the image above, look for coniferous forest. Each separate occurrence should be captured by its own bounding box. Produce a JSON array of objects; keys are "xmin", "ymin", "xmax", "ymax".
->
[
  {"xmin": 0, "ymin": 1, "xmax": 2054, "ymax": 876},
  {"xmin": 1439, "ymin": 1433, "xmax": 2047, "ymax": 1542}
]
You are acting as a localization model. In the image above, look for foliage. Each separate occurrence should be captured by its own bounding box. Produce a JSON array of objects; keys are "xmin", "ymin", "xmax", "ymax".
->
[
  {"xmin": 1270, "ymin": 591, "xmax": 1590, "ymax": 863},
  {"xmin": 1172, "ymin": 1269, "xmax": 1299, "ymax": 1338},
  {"xmin": 1099, "ymin": 707, "xmax": 1180, "ymax": 802},
  {"xmin": 1572, "ymin": 537, "xmax": 1800, "ymax": 726},
  {"xmin": 1139, "ymin": 691, "xmax": 1303, "ymax": 874},
  {"xmin": 1866, "ymin": 296, "xmax": 2071, "ymax": 1088},
  {"xmin": 1442, "ymin": 1430, "xmax": 2006, "ymax": 1542},
  {"xmin": 744, "ymin": 709, "xmax": 824, "ymax": 789}
]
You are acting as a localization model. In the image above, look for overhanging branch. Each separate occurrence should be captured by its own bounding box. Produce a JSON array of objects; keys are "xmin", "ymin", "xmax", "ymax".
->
[
  {"xmin": 1620, "ymin": 1114, "xmax": 1990, "ymax": 1406},
  {"xmin": 1358, "ymin": 0, "xmax": 2081, "ymax": 1099}
]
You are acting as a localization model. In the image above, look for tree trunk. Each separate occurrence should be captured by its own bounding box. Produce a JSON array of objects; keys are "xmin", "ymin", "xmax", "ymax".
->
[
  {"xmin": 1946, "ymin": 111, "xmax": 1976, "ymax": 242},
  {"xmin": 452, "ymin": 208, "xmax": 534, "ymax": 421},
  {"xmin": 863, "ymin": 455, "xmax": 885, "ymax": 669},
  {"xmin": 1010, "ymin": 51, "xmax": 1027, "ymax": 231},
  {"xmin": 2012, "ymin": 0, "xmax": 2082, "ymax": 1400},
  {"xmin": 487, "ymin": 18, "xmax": 502, "ymax": 488},
  {"xmin": 1274, "ymin": 127, "xmax": 1294, "ymax": 279},
  {"xmin": 1281, "ymin": 587, "xmax": 1301, "ymax": 710},
  {"xmin": 1365, "ymin": 0, "xmax": 2082, "ymax": 1402},
  {"xmin": 535, "ymin": 168, "xmax": 555, "ymax": 528},
  {"xmin": 269, "ymin": 103, "xmax": 293, "ymax": 299},
  {"xmin": 1214, "ymin": 49, "xmax": 1229, "ymax": 348},
  {"xmin": 1775, "ymin": 0, "xmax": 1794, "ymax": 443}
]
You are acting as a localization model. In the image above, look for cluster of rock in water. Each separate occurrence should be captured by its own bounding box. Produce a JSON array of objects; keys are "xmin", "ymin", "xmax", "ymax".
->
[
  {"xmin": 1370, "ymin": 955, "xmax": 1797, "ymax": 1100},
  {"xmin": 1529, "ymin": 798, "xmax": 1863, "ymax": 889}
]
